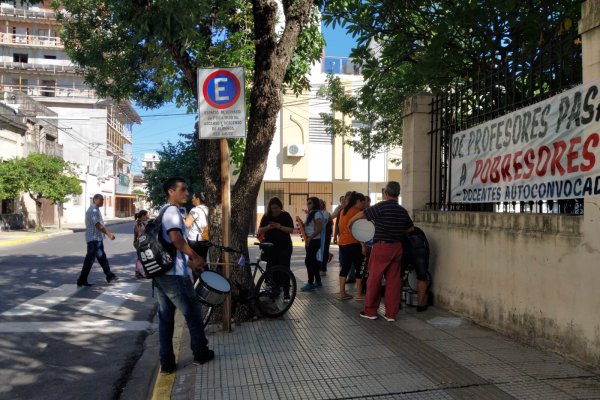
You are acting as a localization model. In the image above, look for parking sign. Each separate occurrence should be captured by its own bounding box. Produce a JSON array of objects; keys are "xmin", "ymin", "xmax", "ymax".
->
[{"xmin": 198, "ymin": 67, "xmax": 246, "ymax": 139}]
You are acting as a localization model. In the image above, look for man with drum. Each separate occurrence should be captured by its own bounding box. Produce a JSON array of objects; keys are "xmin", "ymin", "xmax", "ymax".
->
[
  {"xmin": 154, "ymin": 177, "xmax": 213, "ymax": 374},
  {"xmin": 348, "ymin": 181, "xmax": 414, "ymax": 322}
]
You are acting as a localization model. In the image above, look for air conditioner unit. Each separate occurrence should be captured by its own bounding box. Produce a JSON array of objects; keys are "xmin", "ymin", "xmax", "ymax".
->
[{"xmin": 287, "ymin": 144, "xmax": 305, "ymax": 157}]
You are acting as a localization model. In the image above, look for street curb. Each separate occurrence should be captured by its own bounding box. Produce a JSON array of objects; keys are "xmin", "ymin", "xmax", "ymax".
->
[
  {"xmin": 0, "ymin": 220, "xmax": 130, "ymax": 249},
  {"xmin": 0, "ymin": 230, "xmax": 74, "ymax": 248},
  {"xmin": 150, "ymin": 314, "xmax": 185, "ymax": 399}
]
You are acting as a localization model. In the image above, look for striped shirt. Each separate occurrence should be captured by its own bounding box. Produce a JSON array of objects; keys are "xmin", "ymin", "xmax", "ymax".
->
[
  {"xmin": 363, "ymin": 200, "xmax": 413, "ymax": 242},
  {"xmin": 85, "ymin": 204, "xmax": 104, "ymax": 242}
]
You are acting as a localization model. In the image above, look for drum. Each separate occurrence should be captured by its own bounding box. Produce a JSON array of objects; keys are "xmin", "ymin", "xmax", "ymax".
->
[
  {"xmin": 351, "ymin": 219, "xmax": 375, "ymax": 242},
  {"xmin": 195, "ymin": 271, "xmax": 231, "ymax": 306}
]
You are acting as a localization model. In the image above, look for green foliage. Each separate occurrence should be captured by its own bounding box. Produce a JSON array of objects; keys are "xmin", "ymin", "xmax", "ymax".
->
[
  {"xmin": 0, "ymin": 158, "xmax": 26, "ymax": 200},
  {"xmin": 56, "ymin": 0, "xmax": 323, "ymax": 109},
  {"xmin": 320, "ymin": 1, "xmax": 580, "ymax": 161},
  {"xmin": 132, "ymin": 188, "xmax": 145, "ymax": 195},
  {"xmin": 0, "ymin": 154, "xmax": 82, "ymax": 203},
  {"xmin": 317, "ymin": 74, "xmax": 403, "ymax": 162},
  {"xmin": 143, "ymin": 134, "xmax": 203, "ymax": 208}
]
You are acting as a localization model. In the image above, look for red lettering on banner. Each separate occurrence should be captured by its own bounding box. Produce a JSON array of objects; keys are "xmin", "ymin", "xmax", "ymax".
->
[
  {"xmin": 566, "ymin": 136, "xmax": 582, "ymax": 173},
  {"xmin": 581, "ymin": 132, "xmax": 600, "ymax": 172},
  {"xmin": 550, "ymin": 140, "xmax": 567, "ymax": 176},
  {"xmin": 513, "ymin": 150, "xmax": 523, "ymax": 180},
  {"xmin": 468, "ymin": 133, "xmax": 599, "ymax": 185},
  {"xmin": 490, "ymin": 156, "xmax": 501, "ymax": 183},
  {"xmin": 472, "ymin": 160, "xmax": 483, "ymax": 184},
  {"xmin": 523, "ymin": 149, "xmax": 535, "ymax": 179},
  {"xmin": 501, "ymin": 154, "xmax": 512, "ymax": 182},
  {"xmin": 481, "ymin": 159, "xmax": 491, "ymax": 183},
  {"xmin": 536, "ymin": 146, "xmax": 551, "ymax": 177}
]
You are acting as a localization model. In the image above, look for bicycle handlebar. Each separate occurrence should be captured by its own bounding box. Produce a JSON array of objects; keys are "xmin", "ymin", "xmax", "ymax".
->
[{"xmin": 203, "ymin": 241, "xmax": 243, "ymax": 254}]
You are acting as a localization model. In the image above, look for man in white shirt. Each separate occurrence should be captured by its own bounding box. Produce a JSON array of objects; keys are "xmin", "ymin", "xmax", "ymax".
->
[{"xmin": 154, "ymin": 177, "xmax": 213, "ymax": 374}]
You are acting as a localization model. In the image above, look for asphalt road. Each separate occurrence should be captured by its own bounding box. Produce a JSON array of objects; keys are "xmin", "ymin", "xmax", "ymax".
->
[{"xmin": 0, "ymin": 222, "xmax": 157, "ymax": 400}]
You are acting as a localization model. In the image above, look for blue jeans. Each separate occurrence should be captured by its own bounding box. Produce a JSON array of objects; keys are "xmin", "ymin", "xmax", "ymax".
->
[
  {"xmin": 153, "ymin": 275, "xmax": 209, "ymax": 366},
  {"xmin": 78, "ymin": 240, "xmax": 113, "ymax": 282}
]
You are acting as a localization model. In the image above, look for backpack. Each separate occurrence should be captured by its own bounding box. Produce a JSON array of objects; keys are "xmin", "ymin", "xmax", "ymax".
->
[{"xmin": 136, "ymin": 205, "xmax": 178, "ymax": 278}]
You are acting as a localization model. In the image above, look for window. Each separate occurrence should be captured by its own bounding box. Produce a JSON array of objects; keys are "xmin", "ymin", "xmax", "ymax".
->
[
  {"xmin": 72, "ymin": 194, "xmax": 81, "ymax": 206},
  {"xmin": 41, "ymin": 80, "xmax": 55, "ymax": 97},
  {"xmin": 13, "ymin": 53, "xmax": 28, "ymax": 63},
  {"xmin": 12, "ymin": 78, "xmax": 28, "ymax": 93},
  {"xmin": 1, "ymin": 198, "xmax": 15, "ymax": 214},
  {"xmin": 43, "ymin": 55, "xmax": 56, "ymax": 60}
]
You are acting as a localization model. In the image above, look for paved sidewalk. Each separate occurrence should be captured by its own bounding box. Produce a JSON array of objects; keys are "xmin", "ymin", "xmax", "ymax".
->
[
  {"xmin": 0, "ymin": 218, "xmax": 131, "ymax": 248},
  {"xmin": 158, "ymin": 250, "xmax": 600, "ymax": 400}
]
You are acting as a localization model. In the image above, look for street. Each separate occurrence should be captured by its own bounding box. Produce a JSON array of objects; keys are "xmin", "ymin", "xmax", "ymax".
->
[{"xmin": 0, "ymin": 222, "xmax": 156, "ymax": 400}]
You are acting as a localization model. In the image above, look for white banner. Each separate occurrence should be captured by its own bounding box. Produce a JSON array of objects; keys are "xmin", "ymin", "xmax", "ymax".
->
[
  {"xmin": 450, "ymin": 80, "xmax": 600, "ymax": 203},
  {"xmin": 198, "ymin": 67, "xmax": 246, "ymax": 139}
]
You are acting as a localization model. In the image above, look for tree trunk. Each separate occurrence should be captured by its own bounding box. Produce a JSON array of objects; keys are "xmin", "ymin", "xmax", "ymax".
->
[{"xmin": 196, "ymin": 0, "xmax": 315, "ymax": 321}]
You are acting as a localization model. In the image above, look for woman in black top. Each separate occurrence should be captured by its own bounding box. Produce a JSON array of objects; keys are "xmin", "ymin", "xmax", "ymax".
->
[
  {"xmin": 258, "ymin": 197, "xmax": 294, "ymax": 300},
  {"xmin": 258, "ymin": 197, "xmax": 294, "ymax": 268}
]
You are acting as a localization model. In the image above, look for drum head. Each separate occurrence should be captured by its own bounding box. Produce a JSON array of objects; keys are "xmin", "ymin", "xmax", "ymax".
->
[
  {"xmin": 351, "ymin": 219, "xmax": 375, "ymax": 242},
  {"xmin": 200, "ymin": 271, "xmax": 231, "ymax": 293}
]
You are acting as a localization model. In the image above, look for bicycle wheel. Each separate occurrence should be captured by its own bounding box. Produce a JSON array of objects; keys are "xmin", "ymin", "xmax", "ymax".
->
[{"xmin": 254, "ymin": 266, "xmax": 297, "ymax": 318}]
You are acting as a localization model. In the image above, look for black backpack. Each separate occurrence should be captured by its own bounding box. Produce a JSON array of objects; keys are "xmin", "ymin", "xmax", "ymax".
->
[{"xmin": 136, "ymin": 205, "xmax": 178, "ymax": 278}]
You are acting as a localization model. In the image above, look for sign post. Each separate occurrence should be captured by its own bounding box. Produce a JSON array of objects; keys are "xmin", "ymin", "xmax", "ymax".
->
[{"xmin": 198, "ymin": 67, "xmax": 246, "ymax": 332}]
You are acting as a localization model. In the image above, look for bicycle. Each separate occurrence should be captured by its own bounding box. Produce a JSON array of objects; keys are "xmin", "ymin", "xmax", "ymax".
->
[{"xmin": 195, "ymin": 241, "xmax": 297, "ymax": 327}]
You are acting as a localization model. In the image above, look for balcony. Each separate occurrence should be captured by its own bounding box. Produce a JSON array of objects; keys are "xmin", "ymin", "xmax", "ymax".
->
[
  {"xmin": 0, "ymin": 32, "xmax": 62, "ymax": 47},
  {"xmin": 0, "ymin": 5, "xmax": 58, "ymax": 21},
  {"xmin": 321, "ymin": 56, "xmax": 362, "ymax": 76},
  {"xmin": 0, "ymin": 61, "xmax": 78, "ymax": 74},
  {"xmin": 1, "ymin": 84, "xmax": 97, "ymax": 100}
]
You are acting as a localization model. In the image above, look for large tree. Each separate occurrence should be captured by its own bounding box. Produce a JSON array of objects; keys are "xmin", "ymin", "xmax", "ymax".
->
[
  {"xmin": 0, "ymin": 154, "xmax": 82, "ymax": 229},
  {"xmin": 56, "ymin": 0, "xmax": 323, "ymax": 315}
]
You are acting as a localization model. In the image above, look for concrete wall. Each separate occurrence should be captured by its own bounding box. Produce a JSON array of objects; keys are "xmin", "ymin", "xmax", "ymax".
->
[
  {"xmin": 413, "ymin": 210, "xmax": 599, "ymax": 365},
  {"xmin": 399, "ymin": 0, "xmax": 600, "ymax": 366}
]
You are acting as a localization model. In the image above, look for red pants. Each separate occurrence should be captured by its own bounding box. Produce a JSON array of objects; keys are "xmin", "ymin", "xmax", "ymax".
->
[{"xmin": 363, "ymin": 242, "xmax": 403, "ymax": 318}]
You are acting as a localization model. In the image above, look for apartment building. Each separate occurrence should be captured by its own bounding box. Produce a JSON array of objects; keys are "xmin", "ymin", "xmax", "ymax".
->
[
  {"xmin": 0, "ymin": 0, "xmax": 140, "ymax": 224},
  {"xmin": 257, "ymin": 55, "xmax": 402, "ymax": 223}
]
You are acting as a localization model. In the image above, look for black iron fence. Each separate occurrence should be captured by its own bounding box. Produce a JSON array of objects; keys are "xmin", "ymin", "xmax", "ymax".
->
[{"xmin": 429, "ymin": 29, "xmax": 583, "ymax": 214}]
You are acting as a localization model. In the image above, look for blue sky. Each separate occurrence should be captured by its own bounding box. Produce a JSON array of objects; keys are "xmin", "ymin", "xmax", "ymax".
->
[{"xmin": 131, "ymin": 23, "xmax": 355, "ymax": 173}]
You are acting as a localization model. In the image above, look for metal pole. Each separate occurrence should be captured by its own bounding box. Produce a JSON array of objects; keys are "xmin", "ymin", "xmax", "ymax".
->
[{"xmin": 220, "ymin": 138, "xmax": 232, "ymax": 332}]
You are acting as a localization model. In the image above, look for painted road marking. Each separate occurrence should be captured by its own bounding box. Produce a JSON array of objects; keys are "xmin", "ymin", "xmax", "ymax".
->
[
  {"xmin": 0, "ymin": 320, "xmax": 150, "ymax": 333},
  {"xmin": 77, "ymin": 282, "xmax": 141, "ymax": 317},
  {"xmin": 1, "ymin": 284, "xmax": 81, "ymax": 317}
]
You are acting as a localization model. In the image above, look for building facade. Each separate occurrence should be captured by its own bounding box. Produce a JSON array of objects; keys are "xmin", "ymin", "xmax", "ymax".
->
[
  {"xmin": 257, "ymin": 55, "xmax": 402, "ymax": 224},
  {"xmin": 0, "ymin": 0, "xmax": 140, "ymax": 225}
]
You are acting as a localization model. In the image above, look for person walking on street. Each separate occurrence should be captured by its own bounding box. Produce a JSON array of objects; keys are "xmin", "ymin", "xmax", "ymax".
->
[
  {"xmin": 77, "ymin": 194, "xmax": 118, "ymax": 287},
  {"xmin": 348, "ymin": 182, "xmax": 414, "ymax": 322},
  {"xmin": 154, "ymin": 177, "xmax": 214, "ymax": 374}
]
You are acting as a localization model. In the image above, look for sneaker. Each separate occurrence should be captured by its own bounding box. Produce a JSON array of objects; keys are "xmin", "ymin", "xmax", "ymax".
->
[
  {"xmin": 300, "ymin": 283, "xmax": 315, "ymax": 292},
  {"xmin": 76, "ymin": 280, "xmax": 93, "ymax": 287},
  {"xmin": 383, "ymin": 315, "xmax": 396, "ymax": 322},
  {"xmin": 107, "ymin": 274, "xmax": 118, "ymax": 284},
  {"xmin": 313, "ymin": 282, "xmax": 323, "ymax": 288},
  {"xmin": 359, "ymin": 311, "xmax": 377, "ymax": 320},
  {"xmin": 193, "ymin": 349, "xmax": 215, "ymax": 365},
  {"xmin": 160, "ymin": 363, "xmax": 176, "ymax": 374}
]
